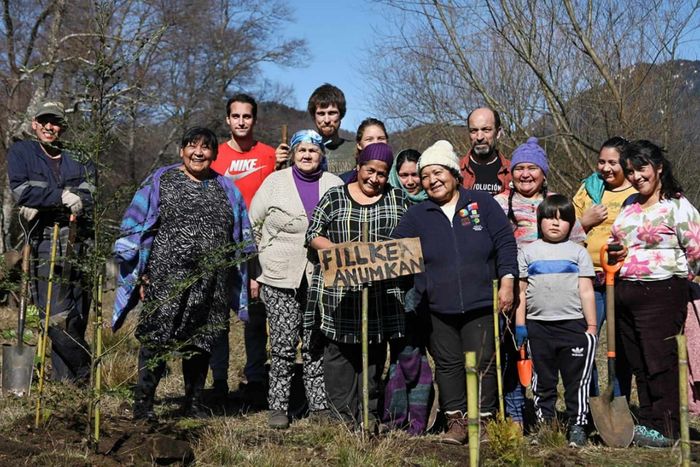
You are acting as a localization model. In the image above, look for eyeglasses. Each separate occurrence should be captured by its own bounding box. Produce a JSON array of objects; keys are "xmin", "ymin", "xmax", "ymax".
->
[{"xmin": 35, "ymin": 115, "xmax": 64, "ymax": 126}]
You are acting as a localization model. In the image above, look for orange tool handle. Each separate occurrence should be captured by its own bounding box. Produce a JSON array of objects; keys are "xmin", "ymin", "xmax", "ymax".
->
[{"xmin": 599, "ymin": 243, "xmax": 623, "ymax": 286}]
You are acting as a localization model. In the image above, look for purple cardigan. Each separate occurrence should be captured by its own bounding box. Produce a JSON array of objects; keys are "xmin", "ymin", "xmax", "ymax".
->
[{"xmin": 112, "ymin": 164, "xmax": 255, "ymax": 330}]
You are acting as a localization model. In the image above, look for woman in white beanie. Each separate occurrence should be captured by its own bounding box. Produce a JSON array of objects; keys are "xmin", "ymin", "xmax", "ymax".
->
[{"xmin": 392, "ymin": 140, "xmax": 518, "ymax": 444}]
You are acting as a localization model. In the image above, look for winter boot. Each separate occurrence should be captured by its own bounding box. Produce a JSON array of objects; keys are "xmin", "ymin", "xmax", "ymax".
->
[{"xmin": 441, "ymin": 411, "xmax": 468, "ymax": 444}]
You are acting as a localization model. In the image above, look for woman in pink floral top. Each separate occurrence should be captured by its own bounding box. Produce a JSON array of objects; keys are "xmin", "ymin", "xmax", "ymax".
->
[{"xmin": 611, "ymin": 140, "xmax": 700, "ymax": 447}]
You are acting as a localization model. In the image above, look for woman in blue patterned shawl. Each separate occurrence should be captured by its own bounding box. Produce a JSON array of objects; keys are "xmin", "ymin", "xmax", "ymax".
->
[{"xmin": 113, "ymin": 127, "xmax": 254, "ymax": 421}]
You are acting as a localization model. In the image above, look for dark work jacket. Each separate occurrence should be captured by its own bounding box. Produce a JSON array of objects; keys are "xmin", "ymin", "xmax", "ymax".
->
[
  {"xmin": 392, "ymin": 187, "xmax": 517, "ymax": 314},
  {"xmin": 8, "ymin": 140, "xmax": 95, "ymax": 232}
]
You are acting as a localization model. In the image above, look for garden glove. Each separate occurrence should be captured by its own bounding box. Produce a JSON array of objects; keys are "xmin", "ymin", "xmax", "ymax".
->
[
  {"xmin": 61, "ymin": 190, "xmax": 83, "ymax": 215},
  {"xmin": 19, "ymin": 206, "xmax": 38, "ymax": 222},
  {"xmin": 515, "ymin": 324, "xmax": 528, "ymax": 348}
]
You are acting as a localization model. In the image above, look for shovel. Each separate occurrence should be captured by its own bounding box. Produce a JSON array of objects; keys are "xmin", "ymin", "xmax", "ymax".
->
[
  {"xmin": 589, "ymin": 243, "xmax": 634, "ymax": 447},
  {"xmin": 2, "ymin": 241, "xmax": 36, "ymax": 396},
  {"xmin": 517, "ymin": 345, "xmax": 532, "ymax": 388}
]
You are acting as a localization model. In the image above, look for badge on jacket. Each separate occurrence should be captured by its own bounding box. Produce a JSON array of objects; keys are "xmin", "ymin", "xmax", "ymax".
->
[
  {"xmin": 466, "ymin": 202, "xmax": 482, "ymax": 231},
  {"xmin": 458, "ymin": 208, "xmax": 471, "ymax": 226}
]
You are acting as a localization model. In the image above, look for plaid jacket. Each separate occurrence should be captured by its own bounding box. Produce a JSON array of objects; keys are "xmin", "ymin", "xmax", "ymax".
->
[{"xmin": 304, "ymin": 185, "xmax": 410, "ymax": 344}]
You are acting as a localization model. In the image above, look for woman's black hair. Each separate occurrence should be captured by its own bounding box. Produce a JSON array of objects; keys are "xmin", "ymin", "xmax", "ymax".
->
[
  {"xmin": 181, "ymin": 127, "xmax": 219, "ymax": 158},
  {"xmin": 599, "ymin": 136, "xmax": 629, "ymax": 155},
  {"xmin": 620, "ymin": 139, "xmax": 683, "ymax": 200},
  {"xmin": 536, "ymin": 194, "xmax": 576, "ymax": 240},
  {"xmin": 395, "ymin": 149, "xmax": 421, "ymax": 171},
  {"xmin": 507, "ymin": 180, "xmax": 548, "ymax": 226}
]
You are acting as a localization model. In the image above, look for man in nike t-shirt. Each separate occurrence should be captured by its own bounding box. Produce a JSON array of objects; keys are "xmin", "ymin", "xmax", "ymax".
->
[{"xmin": 210, "ymin": 93, "xmax": 285, "ymax": 405}]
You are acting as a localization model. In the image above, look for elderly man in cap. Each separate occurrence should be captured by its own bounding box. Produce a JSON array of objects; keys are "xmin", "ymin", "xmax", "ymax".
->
[{"xmin": 7, "ymin": 100, "xmax": 95, "ymax": 383}]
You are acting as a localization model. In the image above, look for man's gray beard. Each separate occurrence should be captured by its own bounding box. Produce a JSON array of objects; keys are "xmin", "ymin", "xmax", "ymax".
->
[{"xmin": 472, "ymin": 146, "xmax": 496, "ymax": 161}]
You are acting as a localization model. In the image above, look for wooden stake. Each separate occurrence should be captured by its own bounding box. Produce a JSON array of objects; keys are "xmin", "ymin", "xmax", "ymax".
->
[
  {"xmin": 493, "ymin": 280, "xmax": 505, "ymax": 420},
  {"xmin": 94, "ymin": 276, "xmax": 103, "ymax": 443},
  {"xmin": 677, "ymin": 334, "xmax": 690, "ymax": 467},
  {"xmin": 361, "ymin": 221, "xmax": 370, "ymax": 432},
  {"xmin": 281, "ymin": 124, "xmax": 288, "ymax": 145},
  {"xmin": 466, "ymin": 351, "xmax": 479, "ymax": 467},
  {"xmin": 35, "ymin": 223, "xmax": 59, "ymax": 428}
]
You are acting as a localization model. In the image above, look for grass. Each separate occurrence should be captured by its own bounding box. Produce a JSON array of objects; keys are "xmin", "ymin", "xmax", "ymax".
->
[{"xmin": 0, "ymin": 295, "xmax": 697, "ymax": 465}]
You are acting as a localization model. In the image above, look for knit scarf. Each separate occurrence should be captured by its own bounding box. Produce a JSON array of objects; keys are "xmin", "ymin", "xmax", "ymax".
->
[{"xmin": 292, "ymin": 164, "xmax": 323, "ymax": 220}]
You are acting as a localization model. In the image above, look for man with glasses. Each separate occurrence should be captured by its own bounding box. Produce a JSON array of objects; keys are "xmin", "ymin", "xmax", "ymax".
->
[{"xmin": 7, "ymin": 100, "xmax": 95, "ymax": 384}]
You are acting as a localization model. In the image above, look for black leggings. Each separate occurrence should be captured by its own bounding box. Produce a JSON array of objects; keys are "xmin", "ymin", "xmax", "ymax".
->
[{"xmin": 428, "ymin": 309, "xmax": 497, "ymax": 415}]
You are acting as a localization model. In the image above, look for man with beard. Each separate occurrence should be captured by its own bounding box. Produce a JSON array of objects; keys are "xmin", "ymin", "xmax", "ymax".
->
[
  {"xmin": 7, "ymin": 100, "xmax": 95, "ymax": 384},
  {"xmin": 459, "ymin": 107, "xmax": 512, "ymax": 195},
  {"xmin": 276, "ymin": 84, "xmax": 355, "ymax": 178}
]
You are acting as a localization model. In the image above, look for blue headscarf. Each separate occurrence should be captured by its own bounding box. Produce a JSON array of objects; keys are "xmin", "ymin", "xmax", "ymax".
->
[
  {"xmin": 290, "ymin": 129, "xmax": 325, "ymax": 154},
  {"xmin": 290, "ymin": 129, "xmax": 327, "ymax": 171}
]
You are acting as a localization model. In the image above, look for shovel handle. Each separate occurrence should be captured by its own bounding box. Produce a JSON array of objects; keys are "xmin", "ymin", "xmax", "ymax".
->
[
  {"xmin": 17, "ymin": 243, "xmax": 31, "ymax": 347},
  {"xmin": 600, "ymin": 245, "xmax": 621, "ymax": 378},
  {"xmin": 600, "ymin": 244, "xmax": 623, "ymax": 286},
  {"xmin": 520, "ymin": 345, "xmax": 527, "ymax": 360}
]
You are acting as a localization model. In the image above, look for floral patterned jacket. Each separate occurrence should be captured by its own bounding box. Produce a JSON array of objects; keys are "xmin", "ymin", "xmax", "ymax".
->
[{"xmin": 611, "ymin": 195, "xmax": 700, "ymax": 281}]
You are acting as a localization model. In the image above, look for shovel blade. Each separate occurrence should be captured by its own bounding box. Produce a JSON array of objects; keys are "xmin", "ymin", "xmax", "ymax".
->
[
  {"xmin": 517, "ymin": 360, "xmax": 532, "ymax": 387},
  {"xmin": 590, "ymin": 394, "xmax": 634, "ymax": 447},
  {"xmin": 2, "ymin": 344, "xmax": 35, "ymax": 397}
]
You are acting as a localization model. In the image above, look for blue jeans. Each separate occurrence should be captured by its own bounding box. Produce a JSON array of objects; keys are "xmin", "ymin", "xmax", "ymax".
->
[
  {"xmin": 502, "ymin": 316, "xmax": 525, "ymax": 422},
  {"xmin": 590, "ymin": 286, "xmax": 631, "ymax": 397}
]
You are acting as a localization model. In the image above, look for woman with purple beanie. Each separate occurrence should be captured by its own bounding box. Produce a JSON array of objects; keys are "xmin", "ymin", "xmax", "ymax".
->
[{"xmin": 249, "ymin": 129, "xmax": 343, "ymax": 429}]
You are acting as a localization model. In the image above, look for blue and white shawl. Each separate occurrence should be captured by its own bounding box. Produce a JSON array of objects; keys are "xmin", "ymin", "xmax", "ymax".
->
[{"xmin": 112, "ymin": 164, "xmax": 255, "ymax": 331}]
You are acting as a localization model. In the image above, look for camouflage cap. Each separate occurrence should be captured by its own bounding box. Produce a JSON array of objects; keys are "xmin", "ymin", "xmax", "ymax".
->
[{"xmin": 34, "ymin": 100, "xmax": 65, "ymax": 120}]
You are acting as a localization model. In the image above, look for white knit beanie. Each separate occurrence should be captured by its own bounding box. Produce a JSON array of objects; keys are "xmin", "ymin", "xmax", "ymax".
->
[{"xmin": 418, "ymin": 140, "xmax": 460, "ymax": 174}]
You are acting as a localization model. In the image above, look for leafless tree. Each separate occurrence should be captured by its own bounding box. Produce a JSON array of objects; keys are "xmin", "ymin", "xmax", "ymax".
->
[
  {"xmin": 0, "ymin": 0, "xmax": 307, "ymax": 250},
  {"xmin": 371, "ymin": 0, "xmax": 700, "ymax": 198}
]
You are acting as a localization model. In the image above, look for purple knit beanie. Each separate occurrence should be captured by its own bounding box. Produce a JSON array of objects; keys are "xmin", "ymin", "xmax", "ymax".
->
[
  {"xmin": 511, "ymin": 137, "xmax": 549, "ymax": 176},
  {"xmin": 358, "ymin": 142, "xmax": 394, "ymax": 168}
]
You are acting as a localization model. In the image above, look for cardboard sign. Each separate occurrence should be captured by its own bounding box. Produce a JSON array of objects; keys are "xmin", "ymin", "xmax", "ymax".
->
[{"xmin": 319, "ymin": 237, "xmax": 424, "ymax": 288}]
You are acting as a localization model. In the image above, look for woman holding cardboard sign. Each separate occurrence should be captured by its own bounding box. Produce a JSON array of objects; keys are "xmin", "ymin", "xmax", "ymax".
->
[
  {"xmin": 392, "ymin": 140, "xmax": 518, "ymax": 444},
  {"xmin": 305, "ymin": 142, "xmax": 410, "ymax": 429},
  {"xmin": 249, "ymin": 129, "xmax": 343, "ymax": 429}
]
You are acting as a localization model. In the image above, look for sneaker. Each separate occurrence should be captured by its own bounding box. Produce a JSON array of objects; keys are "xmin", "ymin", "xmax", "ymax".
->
[
  {"xmin": 568, "ymin": 425, "xmax": 587, "ymax": 447},
  {"xmin": 441, "ymin": 411, "xmax": 467, "ymax": 445},
  {"xmin": 633, "ymin": 425, "xmax": 673, "ymax": 448},
  {"xmin": 269, "ymin": 410, "xmax": 289, "ymax": 429}
]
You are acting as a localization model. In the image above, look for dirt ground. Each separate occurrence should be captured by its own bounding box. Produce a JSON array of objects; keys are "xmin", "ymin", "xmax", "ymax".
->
[{"xmin": 0, "ymin": 302, "xmax": 697, "ymax": 466}]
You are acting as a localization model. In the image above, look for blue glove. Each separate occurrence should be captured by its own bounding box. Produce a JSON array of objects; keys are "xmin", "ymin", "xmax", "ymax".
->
[{"xmin": 515, "ymin": 325, "xmax": 528, "ymax": 348}]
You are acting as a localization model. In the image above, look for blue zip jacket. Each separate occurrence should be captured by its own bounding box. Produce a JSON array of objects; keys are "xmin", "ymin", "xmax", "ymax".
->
[
  {"xmin": 8, "ymin": 140, "xmax": 95, "ymax": 208},
  {"xmin": 392, "ymin": 187, "xmax": 517, "ymax": 314}
]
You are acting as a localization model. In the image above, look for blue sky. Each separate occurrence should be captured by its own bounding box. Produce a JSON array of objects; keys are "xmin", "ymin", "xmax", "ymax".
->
[
  {"xmin": 259, "ymin": 0, "xmax": 382, "ymax": 132},
  {"xmin": 260, "ymin": 1, "xmax": 700, "ymax": 133}
]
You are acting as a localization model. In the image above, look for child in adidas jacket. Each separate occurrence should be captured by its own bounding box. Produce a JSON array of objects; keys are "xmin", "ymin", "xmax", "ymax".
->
[{"xmin": 515, "ymin": 194, "xmax": 597, "ymax": 447}]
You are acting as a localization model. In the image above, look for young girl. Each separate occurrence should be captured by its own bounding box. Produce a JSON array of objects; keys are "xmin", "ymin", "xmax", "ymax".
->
[{"xmin": 515, "ymin": 194, "xmax": 597, "ymax": 447}]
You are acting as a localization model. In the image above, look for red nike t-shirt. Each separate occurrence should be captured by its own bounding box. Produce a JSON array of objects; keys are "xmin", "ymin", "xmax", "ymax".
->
[{"xmin": 211, "ymin": 141, "xmax": 276, "ymax": 208}]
